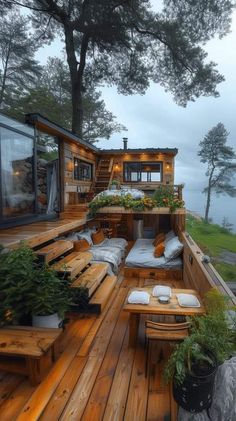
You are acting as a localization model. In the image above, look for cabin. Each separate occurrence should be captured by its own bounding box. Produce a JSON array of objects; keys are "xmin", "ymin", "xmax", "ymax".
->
[{"xmin": 0, "ymin": 112, "xmax": 235, "ymax": 420}]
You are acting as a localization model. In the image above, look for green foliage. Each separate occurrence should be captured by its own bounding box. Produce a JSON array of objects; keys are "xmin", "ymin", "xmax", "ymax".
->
[
  {"xmin": 89, "ymin": 190, "xmax": 185, "ymax": 216},
  {"xmin": 88, "ymin": 193, "xmax": 156, "ymax": 216},
  {"xmin": 70, "ymin": 287, "xmax": 89, "ymax": 310},
  {"xmin": 164, "ymin": 289, "xmax": 236, "ymax": 385},
  {"xmin": 27, "ymin": 265, "xmax": 71, "ymax": 318},
  {"xmin": 186, "ymin": 214, "xmax": 236, "ymax": 281},
  {"xmin": 0, "ymin": 245, "xmax": 36, "ymax": 325},
  {"xmin": 10, "ymin": 0, "xmax": 234, "ymax": 134},
  {"xmin": 152, "ymin": 186, "xmax": 185, "ymax": 212},
  {"xmin": 0, "ymin": 245, "xmax": 71, "ymax": 325},
  {"xmin": 0, "ymin": 8, "xmax": 41, "ymax": 107}
]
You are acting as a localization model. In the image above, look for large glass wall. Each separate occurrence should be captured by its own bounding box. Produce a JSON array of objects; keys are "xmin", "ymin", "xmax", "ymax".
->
[
  {"xmin": 0, "ymin": 117, "xmax": 35, "ymax": 218},
  {"xmin": 0, "ymin": 114, "xmax": 59, "ymax": 225}
]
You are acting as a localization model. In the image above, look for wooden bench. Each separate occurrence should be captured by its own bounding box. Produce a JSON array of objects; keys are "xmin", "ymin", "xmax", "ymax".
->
[{"xmin": 0, "ymin": 326, "xmax": 62, "ymax": 385}]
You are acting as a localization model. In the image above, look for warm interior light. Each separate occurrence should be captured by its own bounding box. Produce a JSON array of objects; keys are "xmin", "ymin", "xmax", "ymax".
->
[{"xmin": 13, "ymin": 171, "xmax": 20, "ymax": 176}]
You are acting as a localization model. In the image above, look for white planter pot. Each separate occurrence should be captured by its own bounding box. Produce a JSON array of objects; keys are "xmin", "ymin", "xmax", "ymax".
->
[{"xmin": 32, "ymin": 313, "xmax": 62, "ymax": 328}]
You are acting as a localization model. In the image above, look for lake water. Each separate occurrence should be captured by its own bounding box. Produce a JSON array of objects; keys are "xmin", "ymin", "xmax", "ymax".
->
[{"xmin": 183, "ymin": 190, "xmax": 236, "ymax": 233}]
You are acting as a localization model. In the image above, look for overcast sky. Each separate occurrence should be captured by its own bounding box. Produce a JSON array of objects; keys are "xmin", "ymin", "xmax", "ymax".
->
[{"xmin": 36, "ymin": 5, "xmax": 236, "ymax": 225}]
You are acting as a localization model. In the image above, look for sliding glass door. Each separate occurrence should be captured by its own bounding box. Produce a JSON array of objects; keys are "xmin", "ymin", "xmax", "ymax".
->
[{"xmin": 0, "ymin": 125, "xmax": 35, "ymax": 218}]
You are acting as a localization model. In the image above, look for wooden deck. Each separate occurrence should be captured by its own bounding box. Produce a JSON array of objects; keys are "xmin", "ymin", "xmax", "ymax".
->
[
  {"xmin": 0, "ymin": 218, "xmax": 86, "ymax": 249},
  {"xmin": 0, "ymin": 272, "xmax": 183, "ymax": 421}
]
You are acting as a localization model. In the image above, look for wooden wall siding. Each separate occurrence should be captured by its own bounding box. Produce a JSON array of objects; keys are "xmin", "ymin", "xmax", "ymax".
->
[
  {"xmin": 98, "ymin": 152, "xmax": 175, "ymax": 186},
  {"xmin": 63, "ymin": 140, "xmax": 97, "ymax": 205}
]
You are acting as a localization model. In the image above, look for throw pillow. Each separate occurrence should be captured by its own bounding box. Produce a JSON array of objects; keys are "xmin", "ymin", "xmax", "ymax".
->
[
  {"xmin": 164, "ymin": 236, "xmax": 183, "ymax": 261},
  {"xmin": 154, "ymin": 242, "xmax": 165, "ymax": 257},
  {"xmin": 153, "ymin": 232, "xmax": 165, "ymax": 247},
  {"xmin": 74, "ymin": 238, "xmax": 90, "ymax": 252},
  {"xmin": 92, "ymin": 229, "xmax": 105, "ymax": 245}
]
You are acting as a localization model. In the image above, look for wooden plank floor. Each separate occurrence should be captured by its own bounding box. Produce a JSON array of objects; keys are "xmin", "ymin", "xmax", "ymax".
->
[
  {"xmin": 0, "ymin": 218, "xmax": 86, "ymax": 249},
  {"xmin": 0, "ymin": 273, "xmax": 184, "ymax": 421}
]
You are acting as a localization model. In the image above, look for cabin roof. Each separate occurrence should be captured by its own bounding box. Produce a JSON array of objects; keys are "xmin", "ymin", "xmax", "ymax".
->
[
  {"xmin": 25, "ymin": 113, "xmax": 99, "ymax": 153},
  {"xmin": 99, "ymin": 148, "xmax": 178, "ymax": 155}
]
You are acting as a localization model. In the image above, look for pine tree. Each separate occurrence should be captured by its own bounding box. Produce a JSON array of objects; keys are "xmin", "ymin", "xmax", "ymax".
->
[
  {"xmin": 198, "ymin": 123, "xmax": 236, "ymax": 222},
  {"xmin": 0, "ymin": 8, "xmax": 41, "ymax": 108}
]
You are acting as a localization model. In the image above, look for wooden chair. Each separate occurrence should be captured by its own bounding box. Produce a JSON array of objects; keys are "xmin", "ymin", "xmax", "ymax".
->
[{"xmin": 145, "ymin": 320, "xmax": 190, "ymax": 377}]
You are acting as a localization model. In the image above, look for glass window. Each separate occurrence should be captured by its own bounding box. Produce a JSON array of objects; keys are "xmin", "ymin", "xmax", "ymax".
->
[
  {"xmin": 74, "ymin": 158, "xmax": 93, "ymax": 181},
  {"xmin": 0, "ymin": 127, "xmax": 35, "ymax": 217},
  {"xmin": 36, "ymin": 131, "xmax": 59, "ymax": 214},
  {"xmin": 124, "ymin": 162, "xmax": 162, "ymax": 182}
]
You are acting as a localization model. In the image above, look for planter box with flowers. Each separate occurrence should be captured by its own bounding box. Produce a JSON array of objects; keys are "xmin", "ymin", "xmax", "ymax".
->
[{"xmin": 88, "ymin": 186, "xmax": 185, "ymax": 217}]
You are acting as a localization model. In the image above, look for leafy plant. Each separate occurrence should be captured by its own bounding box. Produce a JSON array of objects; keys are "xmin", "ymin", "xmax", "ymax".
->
[
  {"xmin": 164, "ymin": 289, "xmax": 236, "ymax": 385},
  {"xmin": 152, "ymin": 186, "xmax": 185, "ymax": 212},
  {"xmin": 27, "ymin": 265, "xmax": 71, "ymax": 318},
  {"xmin": 0, "ymin": 245, "xmax": 71, "ymax": 325},
  {"xmin": 111, "ymin": 179, "xmax": 120, "ymax": 186},
  {"xmin": 70, "ymin": 287, "xmax": 89, "ymax": 310},
  {"xmin": 0, "ymin": 245, "xmax": 36, "ymax": 325}
]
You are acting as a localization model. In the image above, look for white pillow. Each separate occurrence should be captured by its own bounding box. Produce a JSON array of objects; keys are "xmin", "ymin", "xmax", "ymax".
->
[
  {"xmin": 176, "ymin": 294, "xmax": 200, "ymax": 307},
  {"xmin": 164, "ymin": 230, "xmax": 176, "ymax": 244},
  {"xmin": 77, "ymin": 230, "xmax": 93, "ymax": 245},
  {"xmin": 152, "ymin": 285, "xmax": 172, "ymax": 298},
  {"xmin": 128, "ymin": 291, "xmax": 150, "ymax": 305},
  {"xmin": 164, "ymin": 236, "xmax": 183, "ymax": 261}
]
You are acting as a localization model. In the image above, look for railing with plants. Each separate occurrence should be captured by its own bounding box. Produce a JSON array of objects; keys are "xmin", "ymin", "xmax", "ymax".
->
[{"xmin": 89, "ymin": 185, "xmax": 185, "ymax": 216}]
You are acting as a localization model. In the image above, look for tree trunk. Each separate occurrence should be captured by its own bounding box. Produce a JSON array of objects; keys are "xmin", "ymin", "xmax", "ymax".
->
[
  {"xmin": 0, "ymin": 39, "xmax": 12, "ymax": 108},
  {"xmin": 64, "ymin": 26, "xmax": 88, "ymax": 137},
  {"xmin": 204, "ymin": 186, "xmax": 211, "ymax": 222},
  {"xmin": 204, "ymin": 166, "xmax": 215, "ymax": 222}
]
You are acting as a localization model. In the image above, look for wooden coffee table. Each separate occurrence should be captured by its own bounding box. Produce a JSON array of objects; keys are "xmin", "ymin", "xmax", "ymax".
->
[{"xmin": 123, "ymin": 287, "xmax": 205, "ymax": 346}]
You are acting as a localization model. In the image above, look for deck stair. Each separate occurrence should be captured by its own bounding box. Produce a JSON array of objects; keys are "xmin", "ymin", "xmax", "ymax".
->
[
  {"xmin": 52, "ymin": 251, "xmax": 93, "ymax": 280},
  {"xmin": 94, "ymin": 158, "xmax": 113, "ymax": 194},
  {"xmin": 36, "ymin": 240, "xmax": 74, "ymax": 264},
  {"xmin": 36, "ymin": 240, "xmax": 117, "ymax": 313},
  {"xmin": 89, "ymin": 275, "xmax": 117, "ymax": 312},
  {"xmin": 60, "ymin": 204, "xmax": 89, "ymax": 220},
  {"xmin": 71, "ymin": 262, "xmax": 109, "ymax": 297}
]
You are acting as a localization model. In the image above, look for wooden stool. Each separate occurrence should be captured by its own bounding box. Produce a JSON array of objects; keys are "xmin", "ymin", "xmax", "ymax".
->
[
  {"xmin": 0, "ymin": 326, "xmax": 62, "ymax": 385},
  {"xmin": 145, "ymin": 321, "xmax": 190, "ymax": 377}
]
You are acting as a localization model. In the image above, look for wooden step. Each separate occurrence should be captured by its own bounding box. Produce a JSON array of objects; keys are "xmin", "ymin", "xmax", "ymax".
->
[
  {"xmin": 52, "ymin": 251, "xmax": 93, "ymax": 280},
  {"xmin": 37, "ymin": 240, "xmax": 74, "ymax": 264},
  {"xmin": 89, "ymin": 275, "xmax": 117, "ymax": 313},
  {"xmin": 71, "ymin": 263, "xmax": 109, "ymax": 297},
  {"xmin": 59, "ymin": 211, "xmax": 87, "ymax": 219}
]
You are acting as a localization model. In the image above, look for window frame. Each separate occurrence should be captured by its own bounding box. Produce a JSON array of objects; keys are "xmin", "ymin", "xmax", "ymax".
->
[
  {"xmin": 74, "ymin": 158, "xmax": 93, "ymax": 181},
  {"xmin": 123, "ymin": 161, "xmax": 163, "ymax": 183}
]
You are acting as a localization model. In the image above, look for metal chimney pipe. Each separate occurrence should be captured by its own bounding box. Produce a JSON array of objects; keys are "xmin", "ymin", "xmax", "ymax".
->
[{"xmin": 123, "ymin": 137, "xmax": 128, "ymax": 150}]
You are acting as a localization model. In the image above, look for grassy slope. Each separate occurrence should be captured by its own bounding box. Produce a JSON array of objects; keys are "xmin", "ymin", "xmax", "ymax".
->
[{"xmin": 186, "ymin": 215, "xmax": 236, "ymax": 282}]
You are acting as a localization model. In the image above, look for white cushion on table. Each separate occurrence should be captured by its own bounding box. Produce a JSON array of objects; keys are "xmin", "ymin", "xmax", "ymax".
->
[
  {"xmin": 176, "ymin": 294, "xmax": 200, "ymax": 307},
  {"xmin": 152, "ymin": 285, "xmax": 172, "ymax": 298},
  {"xmin": 128, "ymin": 291, "xmax": 150, "ymax": 305}
]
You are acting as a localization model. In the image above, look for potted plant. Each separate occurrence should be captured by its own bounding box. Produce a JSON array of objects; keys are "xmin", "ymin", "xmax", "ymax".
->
[
  {"xmin": 0, "ymin": 244, "xmax": 36, "ymax": 326},
  {"xmin": 164, "ymin": 289, "xmax": 236, "ymax": 413},
  {"xmin": 28, "ymin": 264, "xmax": 71, "ymax": 328},
  {"xmin": 110, "ymin": 179, "xmax": 120, "ymax": 190}
]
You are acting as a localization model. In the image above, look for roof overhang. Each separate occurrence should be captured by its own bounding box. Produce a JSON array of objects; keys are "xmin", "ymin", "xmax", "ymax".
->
[{"xmin": 25, "ymin": 113, "xmax": 99, "ymax": 153}]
